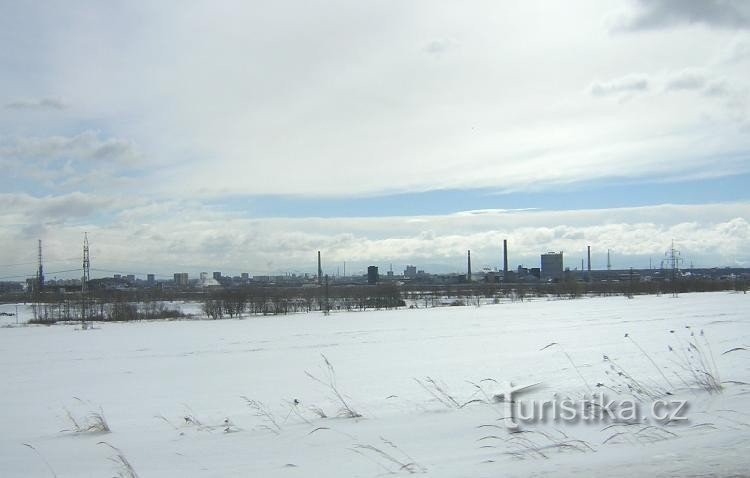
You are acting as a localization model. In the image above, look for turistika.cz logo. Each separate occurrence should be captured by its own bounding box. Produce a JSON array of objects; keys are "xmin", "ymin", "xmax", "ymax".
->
[{"xmin": 496, "ymin": 383, "xmax": 688, "ymax": 429}]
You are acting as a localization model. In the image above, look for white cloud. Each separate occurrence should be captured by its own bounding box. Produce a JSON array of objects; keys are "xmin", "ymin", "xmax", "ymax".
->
[
  {"xmin": 0, "ymin": 2, "xmax": 746, "ymax": 198},
  {"xmin": 0, "ymin": 1, "xmax": 747, "ymax": 277},
  {"xmin": 590, "ymin": 74, "xmax": 650, "ymax": 97},
  {"xmin": 0, "ymin": 131, "xmax": 145, "ymax": 193},
  {"xmin": 1, "ymin": 201, "xmax": 747, "ymax": 277}
]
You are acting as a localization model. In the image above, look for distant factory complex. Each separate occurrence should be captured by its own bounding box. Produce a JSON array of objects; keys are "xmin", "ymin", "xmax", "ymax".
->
[{"xmin": 5, "ymin": 236, "xmax": 746, "ymax": 297}]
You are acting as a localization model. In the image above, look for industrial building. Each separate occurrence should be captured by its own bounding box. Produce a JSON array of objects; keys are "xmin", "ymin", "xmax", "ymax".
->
[
  {"xmin": 173, "ymin": 272, "xmax": 189, "ymax": 287},
  {"xmin": 367, "ymin": 266, "xmax": 379, "ymax": 284},
  {"xmin": 541, "ymin": 252, "xmax": 564, "ymax": 281}
]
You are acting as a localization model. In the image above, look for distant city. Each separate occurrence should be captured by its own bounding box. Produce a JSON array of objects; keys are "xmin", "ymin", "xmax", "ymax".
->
[{"xmin": 2, "ymin": 237, "xmax": 747, "ymax": 296}]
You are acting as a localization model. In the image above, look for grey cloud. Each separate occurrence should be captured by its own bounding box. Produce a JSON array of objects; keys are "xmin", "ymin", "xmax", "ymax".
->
[
  {"xmin": 703, "ymin": 80, "xmax": 731, "ymax": 97},
  {"xmin": 4, "ymin": 97, "xmax": 67, "ymax": 110},
  {"xmin": 611, "ymin": 0, "xmax": 750, "ymax": 32},
  {"xmin": 663, "ymin": 70, "xmax": 735, "ymax": 100},
  {"xmin": 590, "ymin": 74, "xmax": 649, "ymax": 97},
  {"xmin": 423, "ymin": 38, "xmax": 458, "ymax": 56},
  {"xmin": 36, "ymin": 193, "xmax": 112, "ymax": 220},
  {"xmin": 1, "ymin": 192, "xmax": 114, "ymax": 223},
  {"xmin": 665, "ymin": 70, "xmax": 707, "ymax": 91},
  {"xmin": 0, "ymin": 131, "xmax": 140, "ymax": 165}
]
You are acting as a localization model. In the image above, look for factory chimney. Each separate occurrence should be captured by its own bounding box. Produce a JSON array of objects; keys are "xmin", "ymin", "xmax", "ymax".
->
[
  {"xmin": 467, "ymin": 250, "xmax": 472, "ymax": 282},
  {"xmin": 37, "ymin": 239, "xmax": 44, "ymax": 289},
  {"xmin": 317, "ymin": 251, "xmax": 322, "ymax": 284},
  {"xmin": 503, "ymin": 239, "xmax": 509, "ymax": 274},
  {"xmin": 587, "ymin": 245, "xmax": 591, "ymax": 272}
]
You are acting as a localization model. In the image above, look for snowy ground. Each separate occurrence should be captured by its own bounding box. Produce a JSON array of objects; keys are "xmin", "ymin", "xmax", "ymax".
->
[{"xmin": 1, "ymin": 292, "xmax": 749, "ymax": 477}]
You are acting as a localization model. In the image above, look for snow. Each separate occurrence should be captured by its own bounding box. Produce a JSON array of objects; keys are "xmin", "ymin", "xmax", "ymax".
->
[{"xmin": 1, "ymin": 291, "xmax": 749, "ymax": 477}]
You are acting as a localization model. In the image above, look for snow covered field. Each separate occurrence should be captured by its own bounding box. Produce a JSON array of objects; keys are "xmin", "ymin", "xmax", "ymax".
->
[{"xmin": 1, "ymin": 292, "xmax": 749, "ymax": 477}]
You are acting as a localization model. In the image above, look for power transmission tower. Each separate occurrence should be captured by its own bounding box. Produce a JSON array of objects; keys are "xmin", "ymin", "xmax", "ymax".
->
[
  {"xmin": 664, "ymin": 240, "xmax": 683, "ymax": 297},
  {"xmin": 32, "ymin": 239, "xmax": 44, "ymax": 321},
  {"xmin": 81, "ymin": 233, "xmax": 91, "ymax": 328}
]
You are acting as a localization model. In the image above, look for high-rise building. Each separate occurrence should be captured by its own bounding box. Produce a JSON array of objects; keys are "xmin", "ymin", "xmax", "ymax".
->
[
  {"xmin": 541, "ymin": 252, "xmax": 564, "ymax": 281},
  {"xmin": 503, "ymin": 239, "xmax": 509, "ymax": 274},
  {"xmin": 404, "ymin": 265, "xmax": 417, "ymax": 278},
  {"xmin": 174, "ymin": 272, "xmax": 189, "ymax": 287},
  {"xmin": 212, "ymin": 271, "xmax": 222, "ymax": 281},
  {"xmin": 367, "ymin": 266, "xmax": 379, "ymax": 284}
]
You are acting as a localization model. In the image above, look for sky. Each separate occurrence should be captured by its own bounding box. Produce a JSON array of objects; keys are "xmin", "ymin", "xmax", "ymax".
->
[{"xmin": 1, "ymin": 0, "xmax": 750, "ymax": 280}]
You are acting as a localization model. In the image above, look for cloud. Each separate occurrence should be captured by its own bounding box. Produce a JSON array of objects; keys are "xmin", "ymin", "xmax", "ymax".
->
[
  {"xmin": 703, "ymin": 80, "xmax": 731, "ymax": 97},
  {"xmin": 665, "ymin": 69, "xmax": 707, "ymax": 91},
  {"xmin": 423, "ymin": 38, "xmax": 459, "ymax": 56},
  {"xmin": 590, "ymin": 74, "xmax": 649, "ymax": 97},
  {"xmin": 0, "ymin": 3, "xmax": 748, "ymax": 203},
  {"xmin": 2, "ymin": 200, "xmax": 747, "ymax": 276},
  {"xmin": 0, "ymin": 131, "xmax": 139, "ymax": 165},
  {"xmin": 610, "ymin": 0, "xmax": 750, "ymax": 32},
  {"xmin": 0, "ymin": 131, "xmax": 144, "ymax": 191},
  {"xmin": 720, "ymin": 36, "xmax": 750, "ymax": 63},
  {"xmin": 4, "ymin": 97, "xmax": 67, "ymax": 111},
  {"xmin": 0, "ymin": 192, "xmax": 115, "ymax": 224}
]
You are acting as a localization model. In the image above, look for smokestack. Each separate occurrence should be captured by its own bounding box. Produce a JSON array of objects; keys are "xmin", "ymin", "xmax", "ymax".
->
[
  {"xmin": 467, "ymin": 250, "xmax": 472, "ymax": 282},
  {"xmin": 503, "ymin": 239, "xmax": 508, "ymax": 274},
  {"xmin": 317, "ymin": 251, "xmax": 322, "ymax": 284},
  {"xmin": 37, "ymin": 239, "xmax": 44, "ymax": 289},
  {"xmin": 587, "ymin": 245, "xmax": 591, "ymax": 272}
]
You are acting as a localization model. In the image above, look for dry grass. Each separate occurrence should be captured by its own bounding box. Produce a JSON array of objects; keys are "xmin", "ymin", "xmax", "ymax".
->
[
  {"xmin": 478, "ymin": 428, "xmax": 594, "ymax": 460},
  {"xmin": 601, "ymin": 353, "xmax": 670, "ymax": 401},
  {"xmin": 601, "ymin": 423, "xmax": 678, "ymax": 445},
  {"xmin": 242, "ymin": 397, "xmax": 283, "ymax": 434},
  {"xmin": 305, "ymin": 354, "xmax": 361, "ymax": 418},
  {"xmin": 61, "ymin": 399, "xmax": 111, "ymax": 434},
  {"xmin": 540, "ymin": 342, "xmax": 593, "ymax": 394},
  {"xmin": 22, "ymin": 443, "xmax": 57, "ymax": 478},
  {"xmin": 99, "ymin": 442, "xmax": 139, "ymax": 478},
  {"xmin": 414, "ymin": 377, "xmax": 461, "ymax": 408},
  {"xmin": 667, "ymin": 327, "xmax": 722, "ymax": 393},
  {"xmin": 350, "ymin": 437, "xmax": 426, "ymax": 474}
]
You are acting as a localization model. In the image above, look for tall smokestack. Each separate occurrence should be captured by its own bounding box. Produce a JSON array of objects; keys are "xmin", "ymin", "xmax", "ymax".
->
[
  {"xmin": 467, "ymin": 250, "xmax": 472, "ymax": 282},
  {"xmin": 37, "ymin": 239, "xmax": 44, "ymax": 289},
  {"xmin": 587, "ymin": 245, "xmax": 591, "ymax": 272},
  {"xmin": 317, "ymin": 251, "xmax": 322, "ymax": 284},
  {"xmin": 503, "ymin": 239, "xmax": 508, "ymax": 274}
]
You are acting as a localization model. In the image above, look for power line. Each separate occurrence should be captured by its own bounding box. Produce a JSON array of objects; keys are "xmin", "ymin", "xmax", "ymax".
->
[{"xmin": 0, "ymin": 268, "xmax": 83, "ymax": 281}]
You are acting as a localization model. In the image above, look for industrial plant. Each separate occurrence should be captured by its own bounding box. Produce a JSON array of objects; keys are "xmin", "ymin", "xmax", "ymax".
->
[{"xmin": 2, "ymin": 235, "xmax": 747, "ymax": 320}]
